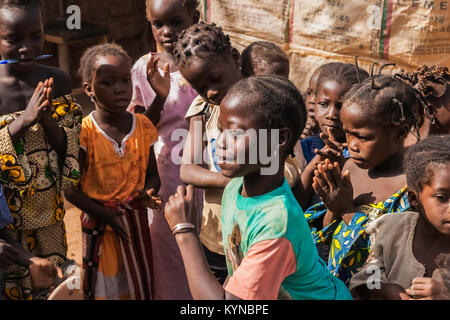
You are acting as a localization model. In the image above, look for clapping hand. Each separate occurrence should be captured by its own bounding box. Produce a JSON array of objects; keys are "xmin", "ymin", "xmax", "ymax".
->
[
  {"xmin": 312, "ymin": 158, "xmax": 355, "ymax": 219},
  {"xmin": 147, "ymin": 54, "xmax": 170, "ymax": 100}
]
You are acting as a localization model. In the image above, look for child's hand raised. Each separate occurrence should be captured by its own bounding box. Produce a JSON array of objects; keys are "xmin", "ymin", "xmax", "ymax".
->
[
  {"xmin": 164, "ymin": 185, "xmax": 200, "ymax": 235},
  {"xmin": 147, "ymin": 54, "xmax": 170, "ymax": 100},
  {"xmin": 313, "ymin": 130, "xmax": 346, "ymax": 169},
  {"xmin": 138, "ymin": 188, "xmax": 163, "ymax": 210},
  {"xmin": 20, "ymin": 79, "xmax": 52, "ymax": 128},
  {"xmin": 313, "ymin": 159, "xmax": 355, "ymax": 220},
  {"xmin": 406, "ymin": 277, "xmax": 450, "ymax": 300}
]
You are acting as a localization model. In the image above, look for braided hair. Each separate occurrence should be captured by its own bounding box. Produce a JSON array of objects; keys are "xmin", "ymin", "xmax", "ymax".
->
[
  {"xmin": 404, "ymin": 135, "xmax": 450, "ymax": 192},
  {"xmin": 227, "ymin": 75, "xmax": 307, "ymax": 157},
  {"xmin": 316, "ymin": 62, "xmax": 369, "ymax": 95},
  {"xmin": 78, "ymin": 43, "xmax": 132, "ymax": 83},
  {"xmin": 396, "ymin": 65, "xmax": 449, "ymax": 124},
  {"xmin": 241, "ymin": 41, "xmax": 289, "ymax": 78},
  {"xmin": 173, "ymin": 22, "xmax": 233, "ymax": 69},
  {"xmin": 146, "ymin": 0, "xmax": 199, "ymax": 21},
  {"xmin": 343, "ymin": 74, "xmax": 422, "ymax": 138}
]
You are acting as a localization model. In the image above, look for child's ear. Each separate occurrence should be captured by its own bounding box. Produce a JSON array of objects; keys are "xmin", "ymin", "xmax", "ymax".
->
[
  {"xmin": 279, "ymin": 127, "xmax": 292, "ymax": 156},
  {"xmin": 394, "ymin": 124, "xmax": 410, "ymax": 142},
  {"xmin": 230, "ymin": 48, "xmax": 242, "ymax": 71},
  {"xmin": 82, "ymin": 81, "xmax": 93, "ymax": 99},
  {"xmin": 407, "ymin": 190, "xmax": 420, "ymax": 210},
  {"xmin": 192, "ymin": 10, "xmax": 200, "ymax": 24}
]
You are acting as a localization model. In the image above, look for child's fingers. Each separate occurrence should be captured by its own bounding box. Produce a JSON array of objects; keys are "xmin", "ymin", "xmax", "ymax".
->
[
  {"xmin": 314, "ymin": 167, "xmax": 329, "ymax": 192},
  {"xmin": 163, "ymin": 62, "xmax": 170, "ymax": 78},
  {"xmin": 327, "ymin": 127, "xmax": 335, "ymax": 142},
  {"xmin": 323, "ymin": 163, "xmax": 337, "ymax": 190},
  {"xmin": 184, "ymin": 184, "xmax": 194, "ymax": 203},
  {"xmin": 330, "ymin": 163, "xmax": 342, "ymax": 187},
  {"xmin": 411, "ymin": 277, "xmax": 430, "ymax": 285},
  {"xmin": 313, "ymin": 177, "xmax": 327, "ymax": 200},
  {"xmin": 146, "ymin": 55, "xmax": 155, "ymax": 73},
  {"xmin": 342, "ymin": 170, "xmax": 352, "ymax": 188}
]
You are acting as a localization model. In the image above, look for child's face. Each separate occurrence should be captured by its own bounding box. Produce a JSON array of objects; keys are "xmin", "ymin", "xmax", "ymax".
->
[
  {"xmin": 314, "ymin": 79, "xmax": 346, "ymax": 141},
  {"xmin": 0, "ymin": 7, "xmax": 44, "ymax": 73},
  {"xmin": 341, "ymin": 103, "xmax": 403, "ymax": 169},
  {"xmin": 88, "ymin": 55, "xmax": 133, "ymax": 113},
  {"xmin": 180, "ymin": 52, "xmax": 241, "ymax": 105},
  {"xmin": 305, "ymin": 70, "xmax": 320, "ymax": 115},
  {"xmin": 216, "ymin": 93, "xmax": 272, "ymax": 178},
  {"xmin": 148, "ymin": 0, "xmax": 199, "ymax": 54},
  {"xmin": 414, "ymin": 164, "xmax": 450, "ymax": 236},
  {"xmin": 428, "ymin": 88, "xmax": 450, "ymax": 134}
]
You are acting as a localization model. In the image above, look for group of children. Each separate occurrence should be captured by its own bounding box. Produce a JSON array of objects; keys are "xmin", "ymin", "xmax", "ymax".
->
[{"xmin": 0, "ymin": 0, "xmax": 448, "ymax": 301}]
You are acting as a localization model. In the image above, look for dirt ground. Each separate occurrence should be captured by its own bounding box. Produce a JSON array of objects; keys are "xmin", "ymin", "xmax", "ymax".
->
[{"xmin": 62, "ymin": 198, "xmax": 84, "ymax": 299}]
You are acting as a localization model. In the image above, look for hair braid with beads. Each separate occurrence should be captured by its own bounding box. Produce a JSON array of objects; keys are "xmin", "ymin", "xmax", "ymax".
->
[{"xmin": 173, "ymin": 22, "xmax": 233, "ymax": 69}]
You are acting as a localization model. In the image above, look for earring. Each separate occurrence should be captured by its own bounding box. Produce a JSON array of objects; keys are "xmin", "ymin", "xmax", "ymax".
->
[{"xmin": 90, "ymin": 95, "xmax": 95, "ymax": 103}]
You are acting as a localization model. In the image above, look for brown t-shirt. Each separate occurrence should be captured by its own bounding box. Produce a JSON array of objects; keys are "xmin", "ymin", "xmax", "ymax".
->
[{"xmin": 349, "ymin": 211, "xmax": 450, "ymax": 292}]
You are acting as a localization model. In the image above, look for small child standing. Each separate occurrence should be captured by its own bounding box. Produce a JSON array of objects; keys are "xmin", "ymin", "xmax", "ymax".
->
[
  {"xmin": 350, "ymin": 135, "xmax": 450, "ymax": 300},
  {"xmin": 164, "ymin": 75, "xmax": 352, "ymax": 300},
  {"xmin": 0, "ymin": 0, "xmax": 81, "ymax": 299},
  {"xmin": 129, "ymin": 0, "xmax": 202, "ymax": 299},
  {"xmin": 174, "ymin": 22, "xmax": 242, "ymax": 284},
  {"xmin": 65, "ymin": 43, "xmax": 161, "ymax": 300}
]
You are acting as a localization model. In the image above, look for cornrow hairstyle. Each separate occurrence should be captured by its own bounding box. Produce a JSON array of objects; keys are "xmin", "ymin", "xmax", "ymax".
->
[
  {"xmin": 404, "ymin": 135, "xmax": 450, "ymax": 192},
  {"xmin": 146, "ymin": 0, "xmax": 199, "ymax": 21},
  {"xmin": 173, "ymin": 22, "xmax": 232, "ymax": 69},
  {"xmin": 316, "ymin": 62, "xmax": 369, "ymax": 96},
  {"xmin": 241, "ymin": 41, "xmax": 289, "ymax": 78},
  {"xmin": 343, "ymin": 74, "xmax": 422, "ymax": 138},
  {"xmin": 227, "ymin": 75, "xmax": 307, "ymax": 158},
  {"xmin": 0, "ymin": 0, "xmax": 40, "ymax": 9},
  {"xmin": 78, "ymin": 43, "xmax": 132, "ymax": 84},
  {"xmin": 396, "ymin": 65, "xmax": 449, "ymax": 124}
]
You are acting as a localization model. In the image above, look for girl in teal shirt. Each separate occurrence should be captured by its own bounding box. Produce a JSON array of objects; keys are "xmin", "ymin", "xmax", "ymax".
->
[{"xmin": 164, "ymin": 75, "xmax": 352, "ymax": 300}]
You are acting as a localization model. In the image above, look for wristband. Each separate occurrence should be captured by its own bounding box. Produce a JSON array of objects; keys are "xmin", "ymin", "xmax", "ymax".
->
[{"xmin": 172, "ymin": 223, "xmax": 195, "ymax": 235}]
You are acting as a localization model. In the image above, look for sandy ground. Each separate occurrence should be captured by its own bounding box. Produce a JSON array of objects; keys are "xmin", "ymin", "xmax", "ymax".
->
[{"xmin": 62, "ymin": 198, "xmax": 84, "ymax": 300}]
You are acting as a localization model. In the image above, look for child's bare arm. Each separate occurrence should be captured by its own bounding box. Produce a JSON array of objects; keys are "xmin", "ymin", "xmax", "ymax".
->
[
  {"xmin": 144, "ymin": 146, "xmax": 160, "ymax": 193},
  {"xmin": 180, "ymin": 115, "xmax": 231, "ymax": 189},
  {"xmin": 137, "ymin": 146, "xmax": 162, "ymax": 210},
  {"xmin": 164, "ymin": 185, "xmax": 240, "ymax": 300},
  {"xmin": 64, "ymin": 149, "xmax": 129, "ymax": 240}
]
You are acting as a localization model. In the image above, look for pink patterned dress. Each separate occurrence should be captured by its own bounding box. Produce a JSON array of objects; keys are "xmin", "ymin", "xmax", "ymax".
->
[{"xmin": 129, "ymin": 53, "xmax": 203, "ymax": 300}]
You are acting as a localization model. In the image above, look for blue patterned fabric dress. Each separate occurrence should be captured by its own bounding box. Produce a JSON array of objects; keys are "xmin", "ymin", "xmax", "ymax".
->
[
  {"xmin": 304, "ymin": 186, "xmax": 410, "ymax": 286},
  {"xmin": 0, "ymin": 185, "xmax": 12, "ymax": 230}
]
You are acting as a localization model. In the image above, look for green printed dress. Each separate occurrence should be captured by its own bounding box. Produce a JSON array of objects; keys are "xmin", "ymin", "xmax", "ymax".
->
[{"xmin": 0, "ymin": 95, "xmax": 82, "ymax": 300}]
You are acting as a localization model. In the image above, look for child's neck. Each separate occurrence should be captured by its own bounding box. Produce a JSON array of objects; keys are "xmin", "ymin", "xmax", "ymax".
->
[
  {"xmin": 156, "ymin": 50, "xmax": 177, "ymax": 72},
  {"xmin": 368, "ymin": 149, "xmax": 405, "ymax": 178},
  {"xmin": 93, "ymin": 106, "xmax": 129, "ymax": 128},
  {"xmin": 241, "ymin": 165, "xmax": 285, "ymax": 198},
  {"xmin": 415, "ymin": 214, "xmax": 450, "ymax": 253}
]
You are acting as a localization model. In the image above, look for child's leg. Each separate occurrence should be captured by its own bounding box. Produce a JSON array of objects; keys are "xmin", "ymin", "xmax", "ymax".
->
[{"xmin": 94, "ymin": 225, "xmax": 131, "ymax": 300}]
